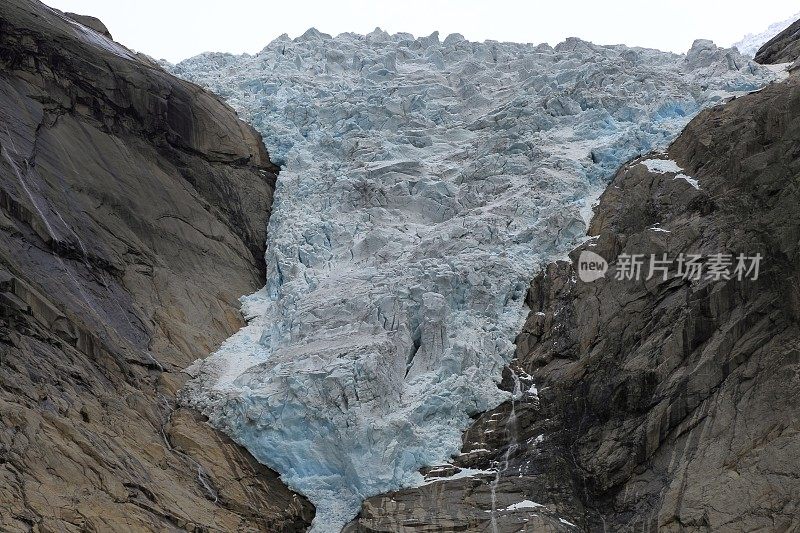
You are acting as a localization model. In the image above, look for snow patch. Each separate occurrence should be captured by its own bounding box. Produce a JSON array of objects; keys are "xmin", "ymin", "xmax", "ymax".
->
[
  {"xmin": 504, "ymin": 499, "xmax": 543, "ymax": 511},
  {"xmin": 641, "ymin": 158, "xmax": 700, "ymax": 189},
  {"xmin": 641, "ymin": 158, "xmax": 683, "ymax": 174},
  {"xmin": 421, "ymin": 467, "xmax": 496, "ymax": 485},
  {"xmin": 458, "ymin": 448, "xmax": 490, "ymax": 455},
  {"xmin": 488, "ymin": 499, "xmax": 544, "ymax": 512},
  {"xmin": 579, "ymin": 186, "xmax": 605, "ymax": 229},
  {"xmin": 674, "ymin": 174, "xmax": 700, "ymax": 189}
]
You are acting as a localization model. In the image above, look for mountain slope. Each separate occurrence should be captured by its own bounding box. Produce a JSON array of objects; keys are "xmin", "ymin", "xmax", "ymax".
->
[
  {"xmin": 0, "ymin": 0, "xmax": 313, "ymax": 530},
  {"xmin": 755, "ymin": 17, "xmax": 800, "ymax": 66}
]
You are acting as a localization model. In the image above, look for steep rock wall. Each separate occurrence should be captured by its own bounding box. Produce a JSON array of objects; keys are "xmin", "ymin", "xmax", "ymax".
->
[
  {"xmin": 0, "ymin": 0, "xmax": 313, "ymax": 530},
  {"xmin": 755, "ymin": 18, "xmax": 800, "ymax": 66}
]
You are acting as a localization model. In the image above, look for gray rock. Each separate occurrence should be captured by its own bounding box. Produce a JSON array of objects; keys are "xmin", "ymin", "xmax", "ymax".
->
[{"xmin": 63, "ymin": 11, "xmax": 113, "ymax": 40}]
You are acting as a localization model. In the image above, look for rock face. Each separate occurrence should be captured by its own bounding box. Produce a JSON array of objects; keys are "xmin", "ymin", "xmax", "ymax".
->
[
  {"xmin": 754, "ymin": 17, "xmax": 800, "ymax": 66},
  {"xmin": 0, "ymin": 0, "xmax": 313, "ymax": 531},
  {"xmin": 347, "ymin": 72, "xmax": 800, "ymax": 531},
  {"xmin": 63, "ymin": 12, "xmax": 113, "ymax": 39}
]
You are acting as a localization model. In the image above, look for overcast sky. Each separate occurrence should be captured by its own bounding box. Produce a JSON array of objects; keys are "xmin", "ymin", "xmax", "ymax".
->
[{"xmin": 42, "ymin": 0, "xmax": 799, "ymax": 63}]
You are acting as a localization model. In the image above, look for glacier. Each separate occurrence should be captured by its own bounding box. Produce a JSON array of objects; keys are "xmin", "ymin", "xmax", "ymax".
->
[
  {"xmin": 170, "ymin": 32, "xmax": 777, "ymax": 531},
  {"xmin": 732, "ymin": 11, "xmax": 800, "ymax": 57}
]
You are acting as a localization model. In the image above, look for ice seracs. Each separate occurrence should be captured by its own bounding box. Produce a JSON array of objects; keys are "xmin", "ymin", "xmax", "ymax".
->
[
  {"xmin": 171, "ymin": 33, "xmax": 776, "ymax": 531},
  {"xmin": 732, "ymin": 11, "xmax": 800, "ymax": 57}
]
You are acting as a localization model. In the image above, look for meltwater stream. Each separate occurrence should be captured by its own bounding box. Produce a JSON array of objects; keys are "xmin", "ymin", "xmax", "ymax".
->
[{"xmin": 171, "ymin": 33, "xmax": 777, "ymax": 530}]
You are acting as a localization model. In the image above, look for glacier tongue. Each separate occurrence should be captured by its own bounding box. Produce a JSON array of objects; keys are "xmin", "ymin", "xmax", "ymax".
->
[{"xmin": 172, "ymin": 34, "xmax": 776, "ymax": 531}]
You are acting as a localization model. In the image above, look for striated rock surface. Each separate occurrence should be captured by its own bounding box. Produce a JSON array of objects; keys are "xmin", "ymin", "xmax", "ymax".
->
[
  {"xmin": 754, "ymin": 17, "xmax": 800, "ymax": 66},
  {"xmin": 348, "ymin": 67, "xmax": 800, "ymax": 531},
  {"xmin": 63, "ymin": 12, "xmax": 113, "ymax": 40},
  {"xmin": 0, "ymin": 0, "xmax": 313, "ymax": 530}
]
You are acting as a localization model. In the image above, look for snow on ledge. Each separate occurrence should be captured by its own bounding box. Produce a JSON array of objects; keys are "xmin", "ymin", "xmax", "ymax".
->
[
  {"xmin": 502, "ymin": 499, "xmax": 544, "ymax": 511},
  {"xmin": 641, "ymin": 158, "xmax": 701, "ymax": 189},
  {"xmin": 641, "ymin": 158, "xmax": 683, "ymax": 174},
  {"xmin": 674, "ymin": 174, "xmax": 700, "ymax": 189},
  {"xmin": 421, "ymin": 467, "xmax": 496, "ymax": 485}
]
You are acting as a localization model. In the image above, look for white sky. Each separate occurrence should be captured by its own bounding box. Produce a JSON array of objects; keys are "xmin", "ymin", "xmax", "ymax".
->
[{"xmin": 42, "ymin": 0, "xmax": 799, "ymax": 64}]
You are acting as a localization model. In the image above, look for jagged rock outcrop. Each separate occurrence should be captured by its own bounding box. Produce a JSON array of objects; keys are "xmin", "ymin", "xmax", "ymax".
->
[
  {"xmin": 347, "ymin": 65, "xmax": 800, "ymax": 532},
  {"xmin": 754, "ymin": 17, "xmax": 800, "ymax": 66},
  {"xmin": 0, "ymin": 0, "xmax": 313, "ymax": 530}
]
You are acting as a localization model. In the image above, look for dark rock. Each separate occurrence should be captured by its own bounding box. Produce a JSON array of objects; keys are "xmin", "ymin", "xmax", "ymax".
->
[
  {"xmin": 754, "ymin": 18, "xmax": 800, "ymax": 65},
  {"xmin": 0, "ymin": 0, "xmax": 313, "ymax": 530}
]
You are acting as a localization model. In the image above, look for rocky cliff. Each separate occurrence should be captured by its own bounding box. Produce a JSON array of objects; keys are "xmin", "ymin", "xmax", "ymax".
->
[
  {"xmin": 0, "ymin": 0, "xmax": 313, "ymax": 530},
  {"xmin": 754, "ymin": 17, "xmax": 800, "ymax": 67},
  {"xmin": 347, "ymin": 27, "xmax": 800, "ymax": 533}
]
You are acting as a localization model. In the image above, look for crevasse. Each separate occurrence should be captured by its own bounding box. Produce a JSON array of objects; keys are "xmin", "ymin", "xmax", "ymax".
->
[{"xmin": 171, "ymin": 32, "xmax": 777, "ymax": 531}]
